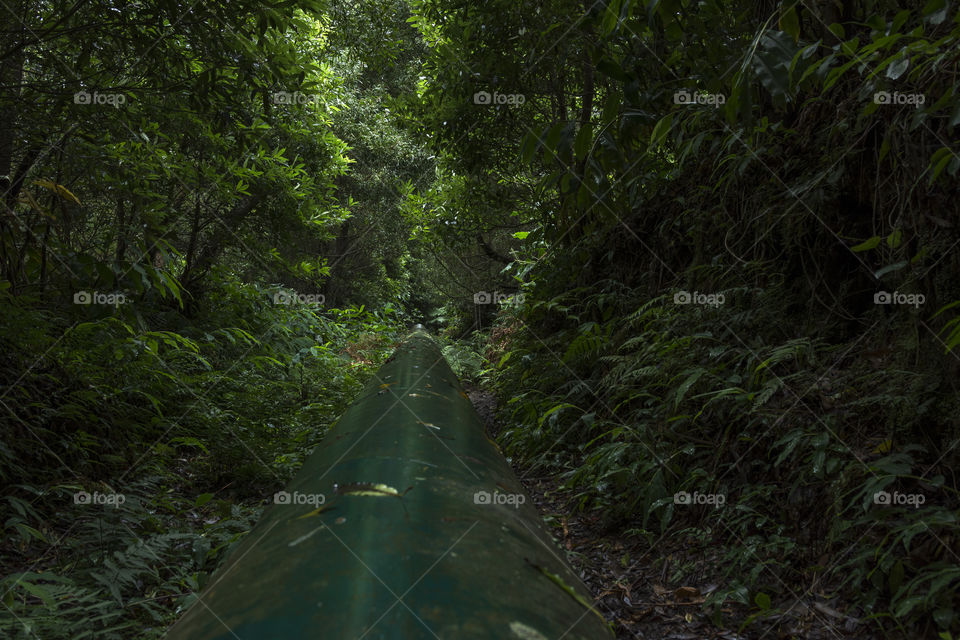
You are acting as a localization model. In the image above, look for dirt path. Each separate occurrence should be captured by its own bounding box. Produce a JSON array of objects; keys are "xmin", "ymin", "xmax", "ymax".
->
[{"xmin": 464, "ymin": 383, "xmax": 874, "ymax": 640}]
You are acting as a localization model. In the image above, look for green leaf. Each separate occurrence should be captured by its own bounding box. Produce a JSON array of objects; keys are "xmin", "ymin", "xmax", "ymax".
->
[
  {"xmin": 890, "ymin": 10, "xmax": 910, "ymax": 34},
  {"xmin": 851, "ymin": 236, "xmax": 882, "ymax": 251},
  {"xmin": 600, "ymin": 91, "xmax": 621, "ymax": 124},
  {"xmin": 597, "ymin": 60, "xmax": 629, "ymax": 81},
  {"xmin": 601, "ymin": 0, "xmax": 620, "ymax": 36},
  {"xmin": 889, "ymin": 559, "xmax": 904, "ymax": 593},
  {"xmin": 520, "ymin": 130, "xmax": 539, "ymax": 164},
  {"xmin": 195, "ymin": 493, "xmax": 215, "ymax": 507},
  {"xmin": 894, "ymin": 594, "xmax": 926, "ymax": 618},
  {"xmin": 14, "ymin": 523, "xmax": 46, "ymax": 543},
  {"xmin": 158, "ymin": 270, "xmax": 184, "ymax": 307},
  {"xmin": 886, "ymin": 229, "xmax": 903, "ymax": 248},
  {"xmin": 20, "ymin": 580, "xmax": 56, "ymax": 608},
  {"xmin": 169, "ymin": 436, "xmax": 210, "ymax": 454},
  {"xmin": 754, "ymin": 592, "xmax": 772, "ymax": 610},
  {"xmin": 933, "ymin": 607, "xmax": 954, "ymax": 629},
  {"xmin": 923, "ymin": 0, "xmax": 949, "ymax": 24},
  {"xmin": 779, "ymin": 4, "xmax": 800, "ymax": 43},
  {"xmin": 543, "ymin": 122, "xmax": 566, "ymax": 154},
  {"xmin": 674, "ymin": 368, "xmax": 706, "ymax": 409},
  {"xmin": 948, "ymin": 103, "xmax": 960, "ymax": 128},
  {"xmin": 753, "ymin": 31, "xmax": 797, "ymax": 100},
  {"xmin": 929, "ymin": 147, "xmax": 954, "ymax": 185},
  {"xmin": 879, "ymin": 135, "xmax": 891, "ymax": 163},
  {"xmin": 932, "ymin": 300, "xmax": 960, "ymax": 320},
  {"xmin": 823, "ymin": 58, "xmax": 859, "ymax": 91},
  {"xmin": 650, "ymin": 113, "xmax": 673, "ymax": 148},
  {"xmin": 574, "ymin": 122, "xmax": 593, "ymax": 160},
  {"xmin": 886, "ymin": 55, "xmax": 910, "ymax": 81}
]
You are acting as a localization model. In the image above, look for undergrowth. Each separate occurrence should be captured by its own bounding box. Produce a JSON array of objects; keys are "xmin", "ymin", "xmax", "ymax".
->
[
  {"xmin": 0, "ymin": 278, "xmax": 404, "ymax": 639},
  {"xmin": 490, "ymin": 273, "xmax": 960, "ymax": 637}
]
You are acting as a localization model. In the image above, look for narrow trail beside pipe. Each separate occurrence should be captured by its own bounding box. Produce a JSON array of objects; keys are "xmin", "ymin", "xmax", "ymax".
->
[{"xmin": 465, "ymin": 387, "xmax": 872, "ymax": 640}]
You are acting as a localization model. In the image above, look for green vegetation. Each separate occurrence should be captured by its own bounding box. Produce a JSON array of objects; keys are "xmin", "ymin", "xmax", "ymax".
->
[{"xmin": 1, "ymin": 0, "xmax": 958, "ymax": 637}]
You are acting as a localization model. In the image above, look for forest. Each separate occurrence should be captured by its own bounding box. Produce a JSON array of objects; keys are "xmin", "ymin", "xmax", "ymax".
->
[{"xmin": 0, "ymin": 0, "xmax": 958, "ymax": 638}]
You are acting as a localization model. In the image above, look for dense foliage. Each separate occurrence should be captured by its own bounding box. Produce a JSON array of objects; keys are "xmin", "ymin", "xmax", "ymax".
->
[
  {"xmin": 0, "ymin": 1, "xmax": 411, "ymax": 637},
  {"xmin": 411, "ymin": 0, "xmax": 960, "ymax": 636},
  {"xmin": 1, "ymin": 0, "xmax": 958, "ymax": 637}
]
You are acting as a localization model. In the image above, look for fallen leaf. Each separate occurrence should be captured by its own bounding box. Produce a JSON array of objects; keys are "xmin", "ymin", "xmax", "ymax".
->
[
  {"xmin": 873, "ymin": 439, "xmax": 892, "ymax": 454},
  {"xmin": 675, "ymin": 586, "xmax": 700, "ymax": 602},
  {"xmin": 524, "ymin": 559, "xmax": 607, "ymax": 626},
  {"xmin": 509, "ymin": 621, "xmax": 549, "ymax": 640},
  {"xmin": 296, "ymin": 505, "xmax": 334, "ymax": 519},
  {"xmin": 813, "ymin": 601, "xmax": 849, "ymax": 620},
  {"xmin": 333, "ymin": 482, "xmax": 412, "ymax": 498}
]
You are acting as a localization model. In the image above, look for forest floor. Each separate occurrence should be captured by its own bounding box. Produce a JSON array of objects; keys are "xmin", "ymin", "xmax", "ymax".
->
[{"xmin": 462, "ymin": 382, "xmax": 878, "ymax": 640}]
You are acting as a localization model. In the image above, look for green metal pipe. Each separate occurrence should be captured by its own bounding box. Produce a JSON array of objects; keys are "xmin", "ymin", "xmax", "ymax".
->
[{"xmin": 166, "ymin": 326, "xmax": 612, "ymax": 639}]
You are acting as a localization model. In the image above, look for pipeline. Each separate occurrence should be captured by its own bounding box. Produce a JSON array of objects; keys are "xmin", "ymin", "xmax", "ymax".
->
[{"xmin": 166, "ymin": 325, "xmax": 613, "ymax": 639}]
